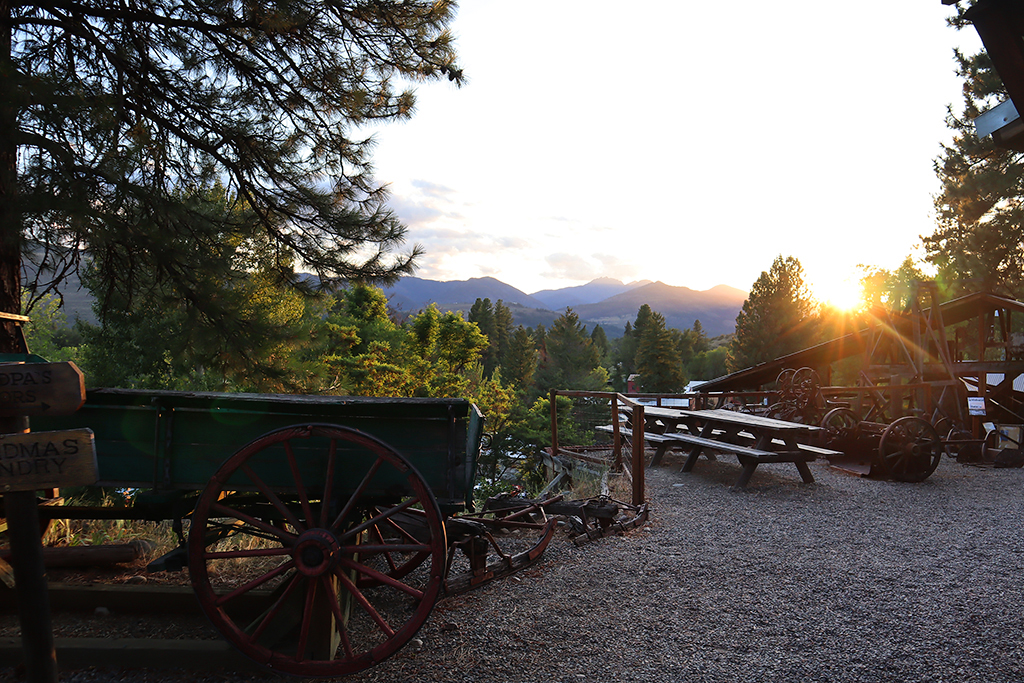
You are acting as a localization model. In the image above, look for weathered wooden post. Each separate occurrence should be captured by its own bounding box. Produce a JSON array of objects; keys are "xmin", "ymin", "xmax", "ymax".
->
[
  {"xmin": 549, "ymin": 390, "xmax": 559, "ymax": 459},
  {"xmin": 631, "ymin": 403, "xmax": 645, "ymax": 506},
  {"xmin": 0, "ymin": 355, "xmax": 94, "ymax": 683},
  {"xmin": 611, "ymin": 393, "xmax": 622, "ymax": 471}
]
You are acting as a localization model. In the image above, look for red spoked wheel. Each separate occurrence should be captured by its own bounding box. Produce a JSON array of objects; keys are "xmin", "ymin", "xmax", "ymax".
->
[{"xmin": 188, "ymin": 424, "xmax": 447, "ymax": 678}]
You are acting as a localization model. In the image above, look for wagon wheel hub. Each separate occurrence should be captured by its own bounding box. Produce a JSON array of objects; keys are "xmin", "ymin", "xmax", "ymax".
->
[{"xmin": 293, "ymin": 528, "xmax": 341, "ymax": 577}]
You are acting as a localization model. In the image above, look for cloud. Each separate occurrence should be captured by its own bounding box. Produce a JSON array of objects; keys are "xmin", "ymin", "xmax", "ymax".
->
[
  {"xmin": 541, "ymin": 252, "xmax": 641, "ymax": 283},
  {"xmin": 388, "ymin": 195, "xmax": 447, "ymax": 224},
  {"xmin": 592, "ymin": 253, "xmax": 641, "ymax": 279},
  {"xmin": 411, "ymin": 228, "xmax": 529, "ymax": 255},
  {"xmin": 410, "ymin": 179, "xmax": 456, "ymax": 199},
  {"xmin": 402, "ymin": 226, "xmax": 534, "ymax": 282},
  {"xmin": 386, "ymin": 179, "xmax": 463, "ymax": 226}
]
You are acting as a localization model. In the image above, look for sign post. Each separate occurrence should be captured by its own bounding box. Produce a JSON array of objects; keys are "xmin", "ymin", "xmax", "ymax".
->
[{"xmin": 0, "ymin": 360, "xmax": 92, "ymax": 683}]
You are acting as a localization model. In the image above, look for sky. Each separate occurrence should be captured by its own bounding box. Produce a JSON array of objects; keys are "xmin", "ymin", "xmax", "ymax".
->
[{"xmin": 361, "ymin": 1, "xmax": 984, "ymax": 305}]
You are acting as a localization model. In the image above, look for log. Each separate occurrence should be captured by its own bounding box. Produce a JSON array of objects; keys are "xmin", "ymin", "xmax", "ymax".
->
[{"xmin": 0, "ymin": 539, "xmax": 154, "ymax": 568}]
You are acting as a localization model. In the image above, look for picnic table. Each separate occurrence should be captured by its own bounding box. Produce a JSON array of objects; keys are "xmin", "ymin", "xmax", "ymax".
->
[{"xmin": 614, "ymin": 406, "xmax": 837, "ymax": 489}]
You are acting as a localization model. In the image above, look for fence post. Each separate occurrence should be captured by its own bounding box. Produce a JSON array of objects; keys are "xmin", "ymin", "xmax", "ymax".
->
[
  {"xmin": 631, "ymin": 403, "xmax": 645, "ymax": 506},
  {"xmin": 611, "ymin": 394, "xmax": 622, "ymax": 471},
  {"xmin": 549, "ymin": 390, "xmax": 559, "ymax": 459}
]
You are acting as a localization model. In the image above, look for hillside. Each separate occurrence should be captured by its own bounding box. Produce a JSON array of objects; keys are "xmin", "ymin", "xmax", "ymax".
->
[
  {"xmin": 385, "ymin": 277, "xmax": 746, "ymax": 337},
  {"xmin": 573, "ymin": 282, "xmax": 747, "ymax": 336},
  {"xmin": 39, "ymin": 270, "xmax": 748, "ymax": 338},
  {"xmin": 529, "ymin": 277, "xmax": 652, "ymax": 310},
  {"xmin": 382, "ymin": 276, "xmax": 548, "ymax": 314}
]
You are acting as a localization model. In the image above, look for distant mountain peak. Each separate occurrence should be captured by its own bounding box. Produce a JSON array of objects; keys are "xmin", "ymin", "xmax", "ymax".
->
[
  {"xmin": 530, "ymin": 278, "xmax": 648, "ymax": 310},
  {"xmin": 381, "ymin": 274, "xmax": 746, "ymax": 338}
]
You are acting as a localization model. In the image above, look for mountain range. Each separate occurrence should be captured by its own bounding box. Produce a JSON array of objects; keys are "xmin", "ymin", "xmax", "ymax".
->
[
  {"xmin": 382, "ymin": 276, "xmax": 747, "ymax": 338},
  {"xmin": 37, "ymin": 266, "xmax": 749, "ymax": 338}
]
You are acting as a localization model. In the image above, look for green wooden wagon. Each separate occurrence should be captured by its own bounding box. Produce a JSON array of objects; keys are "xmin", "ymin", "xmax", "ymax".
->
[{"xmin": 29, "ymin": 387, "xmax": 538, "ymax": 678}]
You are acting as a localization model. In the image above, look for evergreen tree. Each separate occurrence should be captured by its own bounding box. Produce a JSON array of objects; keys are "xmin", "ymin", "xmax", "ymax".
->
[
  {"xmin": 590, "ymin": 324, "xmax": 609, "ymax": 359},
  {"xmin": 503, "ymin": 325, "xmax": 540, "ymax": 395},
  {"xmin": 534, "ymin": 309, "xmax": 608, "ymax": 393},
  {"xmin": 728, "ymin": 255, "xmax": 818, "ymax": 372},
  {"xmin": 610, "ymin": 321, "xmax": 637, "ymax": 392},
  {"xmin": 493, "ymin": 300, "xmax": 514, "ymax": 371},
  {"xmin": 78, "ymin": 186, "xmax": 324, "ymax": 391},
  {"xmin": 635, "ymin": 308, "xmax": 685, "ymax": 392},
  {"xmin": 925, "ymin": 5, "xmax": 1024, "ymax": 297},
  {"xmin": 4, "ymin": 1, "xmax": 463, "ymax": 353},
  {"xmin": 468, "ymin": 298, "xmax": 498, "ymax": 375},
  {"xmin": 859, "ymin": 257, "xmax": 932, "ymax": 311},
  {"xmin": 687, "ymin": 346, "xmax": 729, "ymax": 381},
  {"xmin": 690, "ymin": 320, "xmax": 710, "ymax": 355},
  {"xmin": 468, "ymin": 297, "xmax": 513, "ymax": 378},
  {"xmin": 632, "ymin": 304, "xmax": 656, "ymax": 341}
]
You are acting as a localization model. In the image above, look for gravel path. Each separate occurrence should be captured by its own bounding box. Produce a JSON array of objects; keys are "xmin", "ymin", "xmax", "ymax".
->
[{"xmin": 5, "ymin": 455, "xmax": 1024, "ymax": 682}]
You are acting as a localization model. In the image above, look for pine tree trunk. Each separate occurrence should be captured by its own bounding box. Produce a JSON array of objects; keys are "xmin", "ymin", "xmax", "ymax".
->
[{"xmin": 0, "ymin": 0, "xmax": 22, "ymax": 353}]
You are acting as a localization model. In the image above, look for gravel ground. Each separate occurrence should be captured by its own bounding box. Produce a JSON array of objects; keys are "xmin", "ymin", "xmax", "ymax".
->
[{"xmin": 4, "ymin": 454, "xmax": 1024, "ymax": 683}]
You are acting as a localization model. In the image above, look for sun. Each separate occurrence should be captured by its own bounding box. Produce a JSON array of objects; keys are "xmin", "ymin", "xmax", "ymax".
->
[{"xmin": 812, "ymin": 276, "xmax": 865, "ymax": 312}]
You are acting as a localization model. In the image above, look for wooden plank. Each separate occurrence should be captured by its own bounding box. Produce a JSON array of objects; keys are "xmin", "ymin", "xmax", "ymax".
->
[
  {"xmin": 627, "ymin": 405, "xmax": 823, "ymax": 431},
  {"xmin": 660, "ymin": 432, "xmax": 776, "ymax": 458},
  {"xmin": 0, "ymin": 362, "xmax": 85, "ymax": 417},
  {"xmin": 0, "ymin": 429, "xmax": 97, "ymax": 492}
]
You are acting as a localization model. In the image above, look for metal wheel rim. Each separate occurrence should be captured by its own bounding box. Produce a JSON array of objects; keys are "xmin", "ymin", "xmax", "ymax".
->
[
  {"xmin": 188, "ymin": 423, "xmax": 446, "ymax": 678},
  {"xmin": 821, "ymin": 407, "xmax": 860, "ymax": 443},
  {"xmin": 878, "ymin": 417, "xmax": 942, "ymax": 482}
]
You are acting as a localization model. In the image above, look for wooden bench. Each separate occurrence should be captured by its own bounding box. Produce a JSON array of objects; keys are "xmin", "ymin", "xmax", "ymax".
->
[
  {"xmin": 654, "ymin": 432, "xmax": 816, "ymax": 489},
  {"xmin": 595, "ymin": 424, "xmax": 694, "ymax": 465},
  {"xmin": 598, "ymin": 421, "xmax": 827, "ymax": 491}
]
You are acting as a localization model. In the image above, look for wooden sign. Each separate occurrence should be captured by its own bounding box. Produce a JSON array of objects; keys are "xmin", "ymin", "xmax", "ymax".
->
[
  {"xmin": 0, "ymin": 361, "xmax": 85, "ymax": 416},
  {"xmin": 0, "ymin": 428, "xmax": 97, "ymax": 492}
]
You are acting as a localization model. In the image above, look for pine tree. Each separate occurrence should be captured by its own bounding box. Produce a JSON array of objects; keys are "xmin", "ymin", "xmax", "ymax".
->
[
  {"xmin": 503, "ymin": 325, "xmax": 539, "ymax": 395},
  {"xmin": 925, "ymin": 4, "xmax": 1024, "ymax": 297},
  {"xmin": 468, "ymin": 298, "xmax": 498, "ymax": 375},
  {"xmin": 590, "ymin": 324, "xmax": 609, "ymax": 359},
  {"xmin": 611, "ymin": 321, "xmax": 637, "ymax": 392},
  {"xmin": 3, "ymin": 1, "xmax": 463, "ymax": 352},
  {"xmin": 634, "ymin": 308, "xmax": 685, "ymax": 392},
  {"xmin": 534, "ymin": 309, "xmax": 608, "ymax": 394},
  {"xmin": 728, "ymin": 255, "xmax": 818, "ymax": 372},
  {"xmin": 493, "ymin": 300, "xmax": 514, "ymax": 371}
]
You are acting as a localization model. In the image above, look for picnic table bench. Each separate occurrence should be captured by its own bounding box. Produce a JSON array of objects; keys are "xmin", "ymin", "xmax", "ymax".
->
[{"xmin": 604, "ymin": 406, "xmax": 839, "ymax": 490}]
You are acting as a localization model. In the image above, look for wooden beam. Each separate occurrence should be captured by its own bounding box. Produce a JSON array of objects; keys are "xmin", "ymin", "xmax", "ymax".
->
[{"xmin": 966, "ymin": 0, "xmax": 1024, "ymax": 119}]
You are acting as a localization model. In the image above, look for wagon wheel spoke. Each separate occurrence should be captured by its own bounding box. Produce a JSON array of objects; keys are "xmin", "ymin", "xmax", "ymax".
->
[
  {"xmin": 878, "ymin": 417, "xmax": 942, "ymax": 483},
  {"xmin": 335, "ymin": 569, "xmax": 396, "ymax": 638},
  {"xmin": 238, "ymin": 463, "xmax": 306, "ymax": 533},
  {"xmin": 319, "ymin": 439, "xmax": 338, "ymax": 529},
  {"xmin": 213, "ymin": 559, "xmax": 297, "ymax": 608},
  {"xmin": 209, "ymin": 501, "xmax": 298, "ymax": 545},
  {"xmin": 283, "ymin": 441, "xmax": 316, "ymax": 529},
  {"xmin": 338, "ymin": 497, "xmax": 423, "ymax": 543},
  {"xmin": 244, "ymin": 569, "xmax": 305, "ymax": 642},
  {"xmin": 339, "ymin": 556, "xmax": 427, "ymax": 600},
  {"xmin": 329, "ymin": 455, "xmax": 385, "ymax": 532},
  {"xmin": 189, "ymin": 424, "xmax": 446, "ymax": 678},
  {"xmin": 294, "ymin": 576, "xmax": 319, "ymax": 659},
  {"xmin": 353, "ymin": 513, "xmax": 432, "ymax": 587}
]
